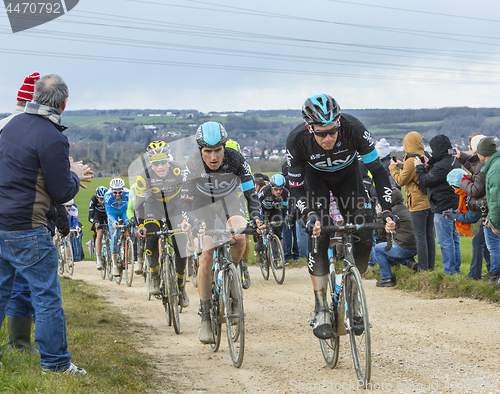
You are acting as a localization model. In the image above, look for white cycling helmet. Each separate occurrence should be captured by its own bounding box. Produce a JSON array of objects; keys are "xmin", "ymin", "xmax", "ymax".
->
[
  {"xmin": 110, "ymin": 178, "xmax": 125, "ymax": 190},
  {"xmin": 64, "ymin": 199, "xmax": 74, "ymax": 207}
]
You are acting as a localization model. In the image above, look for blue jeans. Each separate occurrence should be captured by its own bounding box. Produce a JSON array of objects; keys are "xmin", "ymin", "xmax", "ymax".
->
[
  {"xmin": 374, "ymin": 242, "xmax": 417, "ymax": 279},
  {"xmin": 296, "ymin": 221, "xmax": 309, "ymax": 258},
  {"xmin": 369, "ymin": 234, "xmax": 377, "ymax": 266},
  {"xmin": 468, "ymin": 222, "xmax": 490, "ymax": 279},
  {"xmin": 6, "ymin": 272, "xmax": 35, "ymax": 318},
  {"xmin": 410, "ymin": 209, "xmax": 435, "ymax": 271},
  {"xmin": 484, "ymin": 226, "xmax": 500, "ymax": 274},
  {"xmin": 439, "ymin": 216, "xmax": 461, "ymax": 274},
  {"xmin": 434, "ymin": 213, "xmax": 443, "ymax": 249},
  {"xmin": 0, "ymin": 227, "xmax": 71, "ymax": 370}
]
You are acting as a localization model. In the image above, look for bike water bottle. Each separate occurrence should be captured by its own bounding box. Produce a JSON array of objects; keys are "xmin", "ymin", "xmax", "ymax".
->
[
  {"xmin": 334, "ymin": 274, "xmax": 342, "ymax": 302},
  {"xmin": 217, "ymin": 270, "xmax": 223, "ymax": 289}
]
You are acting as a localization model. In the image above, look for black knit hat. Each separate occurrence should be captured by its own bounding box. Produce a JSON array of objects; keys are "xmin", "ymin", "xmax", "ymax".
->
[{"xmin": 476, "ymin": 137, "xmax": 497, "ymax": 156}]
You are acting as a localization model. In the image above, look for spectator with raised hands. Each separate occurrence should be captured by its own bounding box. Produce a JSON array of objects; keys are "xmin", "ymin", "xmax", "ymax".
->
[{"xmin": 450, "ymin": 134, "xmax": 490, "ymax": 279}]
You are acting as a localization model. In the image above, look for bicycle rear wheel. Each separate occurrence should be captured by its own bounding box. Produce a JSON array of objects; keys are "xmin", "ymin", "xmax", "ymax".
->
[
  {"xmin": 224, "ymin": 263, "xmax": 245, "ymax": 368},
  {"xmin": 346, "ymin": 267, "xmax": 371, "ymax": 387},
  {"xmin": 65, "ymin": 240, "xmax": 74, "ymax": 276},
  {"xmin": 166, "ymin": 254, "xmax": 180, "ymax": 334},
  {"xmin": 319, "ymin": 272, "xmax": 340, "ymax": 368},
  {"xmin": 125, "ymin": 238, "xmax": 134, "ymax": 287},
  {"xmin": 269, "ymin": 235, "xmax": 285, "ymax": 285},
  {"xmin": 190, "ymin": 254, "xmax": 198, "ymax": 288}
]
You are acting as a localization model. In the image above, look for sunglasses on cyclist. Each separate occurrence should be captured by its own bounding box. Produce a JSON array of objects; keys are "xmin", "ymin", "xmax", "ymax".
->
[
  {"xmin": 272, "ymin": 186, "xmax": 284, "ymax": 190},
  {"xmin": 112, "ymin": 190, "xmax": 123, "ymax": 195},
  {"xmin": 313, "ymin": 122, "xmax": 341, "ymax": 138},
  {"xmin": 151, "ymin": 159, "xmax": 168, "ymax": 166}
]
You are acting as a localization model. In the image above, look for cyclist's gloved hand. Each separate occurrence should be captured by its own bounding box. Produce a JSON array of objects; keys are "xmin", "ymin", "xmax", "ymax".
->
[
  {"xmin": 306, "ymin": 213, "xmax": 320, "ymax": 234},
  {"xmin": 381, "ymin": 211, "xmax": 399, "ymax": 224},
  {"xmin": 129, "ymin": 216, "xmax": 136, "ymax": 228},
  {"xmin": 285, "ymin": 214, "xmax": 294, "ymax": 226}
]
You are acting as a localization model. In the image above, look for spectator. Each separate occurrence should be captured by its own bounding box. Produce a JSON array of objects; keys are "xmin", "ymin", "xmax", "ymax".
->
[
  {"xmin": 476, "ymin": 137, "xmax": 500, "ymax": 285},
  {"xmin": 452, "ymin": 135, "xmax": 490, "ymax": 279},
  {"xmin": 0, "ymin": 72, "xmax": 40, "ymax": 355},
  {"xmin": 253, "ymin": 173, "xmax": 266, "ymax": 193},
  {"xmin": 0, "ymin": 74, "xmax": 93, "ymax": 374},
  {"xmin": 415, "ymin": 134, "xmax": 461, "ymax": 274},
  {"xmin": 389, "ymin": 132, "xmax": 435, "ymax": 271},
  {"xmin": 65, "ymin": 200, "xmax": 84, "ymax": 261},
  {"xmin": 375, "ymin": 188, "xmax": 418, "ymax": 287}
]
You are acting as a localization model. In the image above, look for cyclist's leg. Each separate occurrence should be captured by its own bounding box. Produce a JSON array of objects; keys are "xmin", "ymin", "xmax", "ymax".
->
[
  {"xmin": 144, "ymin": 218, "xmax": 161, "ymax": 294},
  {"xmin": 171, "ymin": 231, "xmax": 189, "ymax": 308},
  {"xmin": 226, "ymin": 215, "xmax": 247, "ymax": 267},
  {"xmin": 109, "ymin": 223, "xmax": 120, "ymax": 276},
  {"xmin": 303, "ymin": 169, "xmax": 334, "ymax": 339},
  {"xmin": 197, "ymin": 235, "xmax": 215, "ymax": 344}
]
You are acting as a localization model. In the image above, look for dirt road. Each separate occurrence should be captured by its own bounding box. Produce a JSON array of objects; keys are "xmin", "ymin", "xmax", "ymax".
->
[{"xmin": 71, "ymin": 261, "xmax": 500, "ymax": 393}]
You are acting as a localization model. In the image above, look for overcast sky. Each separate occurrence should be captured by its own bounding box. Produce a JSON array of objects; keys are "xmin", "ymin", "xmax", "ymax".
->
[{"xmin": 1, "ymin": 0, "xmax": 500, "ymax": 113}]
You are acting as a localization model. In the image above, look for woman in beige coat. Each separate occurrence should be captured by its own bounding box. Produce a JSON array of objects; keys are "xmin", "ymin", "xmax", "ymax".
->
[{"xmin": 389, "ymin": 132, "xmax": 435, "ymax": 271}]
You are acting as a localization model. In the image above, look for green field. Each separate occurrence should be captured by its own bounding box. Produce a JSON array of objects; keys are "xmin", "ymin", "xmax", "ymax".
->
[{"xmin": 64, "ymin": 115, "xmax": 190, "ymax": 127}]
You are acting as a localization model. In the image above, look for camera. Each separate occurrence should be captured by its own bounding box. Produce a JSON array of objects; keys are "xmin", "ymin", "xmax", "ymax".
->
[
  {"xmin": 419, "ymin": 155, "xmax": 426, "ymax": 163},
  {"xmin": 391, "ymin": 156, "xmax": 397, "ymax": 162},
  {"xmin": 448, "ymin": 148, "xmax": 455, "ymax": 155}
]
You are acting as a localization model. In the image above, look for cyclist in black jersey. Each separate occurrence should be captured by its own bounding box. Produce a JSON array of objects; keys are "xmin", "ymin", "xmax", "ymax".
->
[
  {"xmin": 134, "ymin": 141, "xmax": 189, "ymax": 307},
  {"xmin": 89, "ymin": 186, "xmax": 108, "ymax": 270},
  {"xmin": 181, "ymin": 121, "xmax": 262, "ymax": 344},
  {"xmin": 286, "ymin": 94, "xmax": 396, "ymax": 340},
  {"xmin": 254, "ymin": 174, "xmax": 289, "ymax": 263}
]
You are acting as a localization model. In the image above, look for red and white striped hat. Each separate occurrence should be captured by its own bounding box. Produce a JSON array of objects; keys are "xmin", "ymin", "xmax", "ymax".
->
[{"xmin": 17, "ymin": 72, "xmax": 40, "ymax": 102}]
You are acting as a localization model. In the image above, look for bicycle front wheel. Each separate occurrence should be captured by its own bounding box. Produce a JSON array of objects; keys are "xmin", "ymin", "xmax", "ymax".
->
[
  {"xmin": 346, "ymin": 267, "xmax": 371, "ymax": 387},
  {"xmin": 269, "ymin": 235, "xmax": 285, "ymax": 285},
  {"xmin": 166, "ymin": 254, "xmax": 180, "ymax": 334},
  {"xmin": 65, "ymin": 240, "xmax": 74, "ymax": 276},
  {"xmin": 210, "ymin": 270, "xmax": 222, "ymax": 352},
  {"xmin": 57, "ymin": 243, "xmax": 65, "ymax": 276},
  {"xmin": 100, "ymin": 247, "xmax": 107, "ymax": 280},
  {"xmin": 115, "ymin": 237, "xmax": 125, "ymax": 285},
  {"xmin": 319, "ymin": 271, "xmax": 340, "ymax": 368},
  {"xmin": 125, "ymin": 238, "xmax": 134, "ymax": 287},
  {"xmin": 259, "ymin": 245, "xmax": 269, "ymax": 280},
  {"xmin": 224, "ymin": 263, "xmax": 245, "ymax": 368}
]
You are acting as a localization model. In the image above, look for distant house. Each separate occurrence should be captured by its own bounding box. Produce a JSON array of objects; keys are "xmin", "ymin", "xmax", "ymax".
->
[{"xmin": 144, "ymin": 125, "xmax": 157, "ymax": 130}]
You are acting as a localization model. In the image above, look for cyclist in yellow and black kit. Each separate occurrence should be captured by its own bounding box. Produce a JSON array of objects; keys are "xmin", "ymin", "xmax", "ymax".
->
[{"xmin": 135, "ymin": 141, "xmax": 189, "ymax": 308}]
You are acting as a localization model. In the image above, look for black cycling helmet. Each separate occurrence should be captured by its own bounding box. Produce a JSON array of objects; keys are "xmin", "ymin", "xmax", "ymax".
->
[
  {"xmin": 302, "ymin": 94, "xmax": 341, "ymax": 127},
  {"xmin": 195, "ymin": 122, "xmax": 227, "ymax": 148},
  {"xmin": 95, "ymin": 186, "xmax": 108, "ymax": 198}
]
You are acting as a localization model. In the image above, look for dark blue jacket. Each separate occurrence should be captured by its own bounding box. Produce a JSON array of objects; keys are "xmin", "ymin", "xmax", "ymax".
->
[{"xmin": 0, "ymin": 113, "xmax": 79, "ymax": 232}]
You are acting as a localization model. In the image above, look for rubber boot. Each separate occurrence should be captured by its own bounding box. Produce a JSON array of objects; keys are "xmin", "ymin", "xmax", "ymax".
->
[
  {"xmin": 311, "ymin": 289, "xmax": 334, "ymax": 340},
  {"xmin": 7, "ymin": 315, "xmax": 39, "ymax": 355},
  {"xmin": 198, "ymin": 300, "xmax": 214, "ymax": 344},
  {"xmin": 241, "ymin": 259, "xmax": 251, "ymax": 289},
  {"xmin": 112, "ymin": 254, "xmax": 120, "ymax": 276}
]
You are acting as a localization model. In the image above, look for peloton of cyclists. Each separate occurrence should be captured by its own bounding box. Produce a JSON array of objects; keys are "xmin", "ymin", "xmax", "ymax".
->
[
  {"xmin": 286, "ymin": 94, "xmax": 396, "ymax": 340},
  {"xmin": 134, "ymin": 140, "xmax": 190, "ymax": 307},
  {"xmin": 89, "ymin": 186, "xmax": 108, "ymax": 270},
  {"xmin": 104, "ymin": 178, "xmax": 130, "ymax": 277},
  {"xmin": 180, "ymin": 121, "xmax": 262, "ymax": 344}
]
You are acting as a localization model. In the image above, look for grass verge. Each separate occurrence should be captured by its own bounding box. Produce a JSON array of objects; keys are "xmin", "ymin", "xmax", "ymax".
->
[{"xmin": 0, "ymin": 277, "xmax": 163, "ymax": 394}]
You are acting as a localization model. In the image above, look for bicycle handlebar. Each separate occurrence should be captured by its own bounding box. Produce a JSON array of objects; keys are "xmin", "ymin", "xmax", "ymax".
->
[{"xmin": 312, "ymin": 222, "xmax": 394, "ymax": 254}]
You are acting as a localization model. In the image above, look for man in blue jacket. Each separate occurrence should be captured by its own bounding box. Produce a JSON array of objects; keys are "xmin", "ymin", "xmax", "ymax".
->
[{"xmin": 0, "ymin": 74, "xmax": 93, "ymax": 374}]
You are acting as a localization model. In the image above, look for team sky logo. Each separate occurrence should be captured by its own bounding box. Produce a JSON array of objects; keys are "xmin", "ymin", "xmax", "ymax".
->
[{"xmin": 4, "ymin": 0, "xmax": 79, "ymax": 33}]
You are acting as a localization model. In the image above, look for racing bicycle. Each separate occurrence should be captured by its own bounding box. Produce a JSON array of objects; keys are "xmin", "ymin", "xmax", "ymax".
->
[
  {"xmin": 56, "ymin": 230, "xmax": 74, "ymax": 276},
  {"xmin": 203, "ymin": 226, "xmax": 253, "ymax": 368},
  {"xmin": 114, "ymin": 221, "xmax": 135, "ymax": 286},
  {"xmin": 314, "ymin": 222, "xmax": 394, "ymax": 388},
  {"xmin": 257, "ymin": 220, "xmax": 285, "ymax": 285}
]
